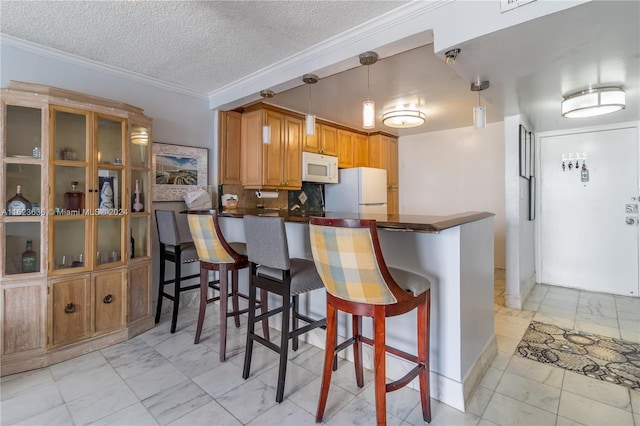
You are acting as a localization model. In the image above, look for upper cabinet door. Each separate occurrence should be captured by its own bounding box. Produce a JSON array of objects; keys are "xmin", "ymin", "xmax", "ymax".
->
[
  {"xmin": 283, "ymin": 115, "xmax": 303, "ymax": 189},
  {"xmin": 262, "ymin": 109, "xmax": 285, "ymax": 187},
  {"xmin": 320, "ymin": 125, "xmax": 338, "ymax": 156}
]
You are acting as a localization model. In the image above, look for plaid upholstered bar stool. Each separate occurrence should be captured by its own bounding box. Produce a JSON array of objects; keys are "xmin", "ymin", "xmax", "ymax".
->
[
  {"xmin": 309, "ymin": 217, "xmax": 432, "ymax": 426},
  {"xmin": 242, "ymin": 215, "xmax": 327, "ymax": 403},
  {"xmin": 187, "ymin": 210, "xmax": 257, "ymax": 362},
  {"xmin": 155, "ymin": 210, "xmax": 202, "ymax": 333}
]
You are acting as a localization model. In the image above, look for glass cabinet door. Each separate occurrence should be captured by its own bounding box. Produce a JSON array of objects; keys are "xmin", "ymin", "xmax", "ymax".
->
[
  {"xmin": 95, "ymin": 217, "xmax": 124, "ymax": 267},
  {"xmin": 5, "ymin": 105, "xmax": 41, "ymax": 158},
  {"xmin": 52, "ymin": 219, "xmax": 88, "ymax": 272},
  {"xmin": 52, "ymin": 108, "xmax": 88, "ymax": 163},
  {"xmin": 129, "ymin": 121, "xmax": 151, "ymax": 260},
  {"xmin": 130, "ymin": 124, "xmax": 149, "ymax": 168}
]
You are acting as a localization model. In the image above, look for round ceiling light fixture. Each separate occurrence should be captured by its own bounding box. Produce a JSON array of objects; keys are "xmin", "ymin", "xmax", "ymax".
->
[
  {"xmin": 561, "ymin": 86, "xmax": 625, "ymax": 118},
  {"xmin": 382, "ymin": 106, "xmax": 426, "ymax": 128}
]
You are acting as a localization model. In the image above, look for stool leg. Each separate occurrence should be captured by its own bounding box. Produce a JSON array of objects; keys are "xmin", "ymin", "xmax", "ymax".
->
[
  {"xmin": 275, "ymin": 292, "xmax": 291, "ymax": 403},
  {"xmin": 171, "ymin": 259, "xmax": 182, "ymax": 333},
  {"xmin": 418, "ymin": 292, "xmax": 432, "ymax": 423},
  {"xmin": 260, "ymin": 289, "xmax": 270, "ymax": 341},
  {"xmin": 373, "ymin": 306, "xmax": 387, "ymax": 426},
  {"xmin": 219, "ymin": 265, "xmax": 229, "ymax": 362},
  {"xmin": 232, "ymin": 270, "xmax": 241, "ymax": 328},
  {"xmin": 352, "ymin": 314, "xmax": 364, "ymax": 388},
  {"xmin": 155, "ymin": 254, "xmax": 166, "ymax": 324},
  {"xmin": 316, "ymin": 302, "xmax": 337, "ymax": 423},
  {"xmin": 292, "ymin": 294, "xmax": 299, "ymax": 351},
  {"xmin": 194, "ymin": 266, "xmax": 208, "ymax": 344},
  {"xmin": 242, "ymin": 273, "xmax": 257, "ymax": 380}
]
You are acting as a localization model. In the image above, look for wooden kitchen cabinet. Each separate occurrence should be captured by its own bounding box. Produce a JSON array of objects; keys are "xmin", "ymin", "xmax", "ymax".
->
[
  {"xmin": 0, "ymin": 82, "xmax": 154, "ymax": 376},
  {"xmin": 353, "ymin": 133, "xmax": 369, "ymax": 167},
  {"xmin": 241, "ymin": 107, "xmax": 303, "ymax": 190},
  {"xmin": 218, "ymin": 110, "xmax": 242, "ymax": 185},
  {"xmin": 337, "ymin": 129, "xmax": 354, "ymax": 168},
  {"xmin": 369, "ymin": 133, "xmax": 399, "ymax": 215},
  {"xmin": 303, "ymin": 123, "xmax": 338, "ymax": 156}
]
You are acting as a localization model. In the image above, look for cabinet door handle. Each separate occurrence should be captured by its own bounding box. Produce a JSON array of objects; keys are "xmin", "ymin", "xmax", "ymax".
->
[
  {"xmin": 64, "ymin": 303, "xmax": 76, "ymax": 314},
  {"xmin": 103, "ymin": 294, "xmax": 114, "ymax": 304}
]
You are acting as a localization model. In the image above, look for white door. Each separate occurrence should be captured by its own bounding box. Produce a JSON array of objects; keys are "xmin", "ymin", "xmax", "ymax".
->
[{"xmin": 539, "ymin": 126, "xmax": 639, "ymax": 296}]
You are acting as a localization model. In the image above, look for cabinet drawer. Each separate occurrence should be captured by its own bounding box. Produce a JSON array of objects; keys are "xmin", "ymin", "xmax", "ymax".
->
[{"xmin": 93, "ymin": 269, "xmax": 126, "ymax": 334}]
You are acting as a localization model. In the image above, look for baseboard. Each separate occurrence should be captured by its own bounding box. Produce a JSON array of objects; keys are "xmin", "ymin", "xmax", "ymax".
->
[{"xmin": 505, "ymin": 273, "xmax": 536, "ymax": 309}]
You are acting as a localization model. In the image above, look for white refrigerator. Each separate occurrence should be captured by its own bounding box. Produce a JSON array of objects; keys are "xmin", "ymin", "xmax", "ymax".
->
[{"xmin": 325, "ymin": 167, "xmax": 387, "ymax": 214}]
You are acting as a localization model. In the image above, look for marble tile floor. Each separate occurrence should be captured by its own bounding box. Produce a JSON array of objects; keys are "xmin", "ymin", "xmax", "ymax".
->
[{"xmin": 2, "ymin": 272, "xmax": 639, "ymax": 426}]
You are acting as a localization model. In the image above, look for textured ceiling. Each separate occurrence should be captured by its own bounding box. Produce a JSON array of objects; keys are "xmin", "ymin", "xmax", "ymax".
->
[{"xmin": 0, "ymin": 0, "xmax": 408, "ymax": 94}]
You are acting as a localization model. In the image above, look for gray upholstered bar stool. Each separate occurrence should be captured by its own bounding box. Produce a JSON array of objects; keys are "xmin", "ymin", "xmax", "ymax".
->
[
  {"xmin": 242, "ymin": 215, "xmax": 327, "ymax": 403},
  {"xmin": 155, "ymin": 210, "xmax": 202, "ymax": 333}
]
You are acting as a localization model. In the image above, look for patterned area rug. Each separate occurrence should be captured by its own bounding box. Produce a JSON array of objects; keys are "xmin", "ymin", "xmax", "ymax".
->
[{"xmin": 516, "ymin": 321, "xmax": 640, "ymax": 390}]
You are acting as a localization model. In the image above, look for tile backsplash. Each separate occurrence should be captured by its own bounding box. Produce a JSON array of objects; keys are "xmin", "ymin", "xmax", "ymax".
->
[
  {"xmin": 288, "ymin": 183, "xmax": 324, "ymax": 214},
  {"xmin": 218, "ymin": 183, "xmax": 324, "ymax": 214}
]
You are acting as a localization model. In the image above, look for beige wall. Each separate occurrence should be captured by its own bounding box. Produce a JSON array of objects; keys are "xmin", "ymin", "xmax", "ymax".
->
[{"xmin": 398, "ymin": 122, "xmax": 506, "ymax": 268}]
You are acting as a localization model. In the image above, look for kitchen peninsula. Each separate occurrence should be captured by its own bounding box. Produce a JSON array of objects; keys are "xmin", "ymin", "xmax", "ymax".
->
[{"xmin": 218, "ymin": 210, "xmax": 496, "ymax": 411}]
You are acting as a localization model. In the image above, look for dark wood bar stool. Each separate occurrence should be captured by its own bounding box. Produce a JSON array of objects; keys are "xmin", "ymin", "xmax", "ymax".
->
[
  {"xmin": 242, "ymin": 215, "xmax": 326, "ymax": 403},
  {"xmin": 154, "ymin": 210, "xmax": 202, "ymax": 333},
  {"xmin": 187, "ymin": 209, "xmax": 257, "ymax": 362},
  {"xmin": 309, "ymin": 217, "xmax": 432, "ymax": 426}
]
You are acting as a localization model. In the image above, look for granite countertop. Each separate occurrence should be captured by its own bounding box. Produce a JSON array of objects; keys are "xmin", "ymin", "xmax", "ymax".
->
[{"xmin": 218, "ymin": 209, "xmax": 494, "ymax": 233}]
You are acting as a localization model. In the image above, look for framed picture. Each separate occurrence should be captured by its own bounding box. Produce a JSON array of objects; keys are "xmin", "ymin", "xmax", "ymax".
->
[
  {"xmin": 519, "ymin": 125, "xmax": 528, "ymax": 179},
  {"xmin": 529, "ymin": 176, "xmax": 536, "ymax": 221},
  {"xmin": 152, "ymin": 142, "xmax": 208, "ymax": 202},
  {"xmin": 529, "ymin": 131, "xmax": 535, "ymax": 178}
]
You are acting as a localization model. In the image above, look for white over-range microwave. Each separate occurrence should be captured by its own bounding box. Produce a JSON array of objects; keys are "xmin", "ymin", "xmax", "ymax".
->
[{"xmin": 302, "ymin": 152, "xmax": 338, "ymax": 184}]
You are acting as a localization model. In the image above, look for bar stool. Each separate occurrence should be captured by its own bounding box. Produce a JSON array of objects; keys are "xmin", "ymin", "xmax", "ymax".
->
[
  {"xmin": 155, "ymin": 210, "xmax": 202, "ymax": 333},
  {"xmin": 187, "ymin": 210, "xmax": 259, "ymax": 362},
  {"xmin": 242, "ymin": 215, "xmax": 327, "ymax": 403},
  {"xmin": 309, "ymin": 217, "xmax": 432, "ymax": 426}
]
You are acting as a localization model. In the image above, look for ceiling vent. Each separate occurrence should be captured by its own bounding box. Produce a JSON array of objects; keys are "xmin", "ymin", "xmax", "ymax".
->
[{"xmin": 500, "ymin": 0, "xmax": 536, "ymax": 13}]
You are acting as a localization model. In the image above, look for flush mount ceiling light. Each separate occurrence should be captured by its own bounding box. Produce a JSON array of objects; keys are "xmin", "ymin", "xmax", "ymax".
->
[
  {"xmin": 302, "ymin": 74, "xmax": 318, "ymax": 136},
  {"xmin": 382, "ymin": 104, "xmax": 426, "ymax": 128},
  {"xmin": 561, "ymin": 87, "xmax": 625, "ymax": 118},
  {"xmin": 360, "ymin": 51, "xmax": 378, "ymax": 129},
  {"xmin": 471, "ymin": 78, "xmax": 490, "ymax": 129},
  {"xmin": 260, "ymin": 89, "xmax": 275, "ymax": 99}
]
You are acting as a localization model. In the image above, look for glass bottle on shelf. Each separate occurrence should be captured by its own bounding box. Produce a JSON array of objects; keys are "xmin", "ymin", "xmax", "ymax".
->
[
  {"xmin": 6, "ymin": 185, "xmax": 32, "ymax": 216},
  {"xmin": 22, "ymin": 240, "xmax": 37, "ymax": 273},
  {"xmin": 64, "ymin": 181, "xmax": 84, "ymax": 212},
  {"xmin": 132, "ymin": 179, "xmax": 144, "ymax": 212}
]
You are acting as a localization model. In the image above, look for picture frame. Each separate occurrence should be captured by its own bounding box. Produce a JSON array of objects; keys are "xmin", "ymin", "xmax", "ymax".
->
[
  {"xmin": 529, "ymin": 131, "xmax": 535, "ymax": 178},
  {"xmin": 152, "ymin": 142, "xmax": 208, "ymax": 202},
  {"xmin": 529, "ymin": 176, "xmax": 536, "ymax": 221},
  {"xmin": 519, "ymin": 124, "xmax": 528, "ymax": 179}
]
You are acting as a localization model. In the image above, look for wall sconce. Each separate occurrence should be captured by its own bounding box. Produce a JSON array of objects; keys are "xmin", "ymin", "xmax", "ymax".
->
[
  {"xmin": 262, "ymin": 125, "xmax": 270, "ymax": 145},
  {"xmin": 561, "ymin": 86, "xmax": 625, "ymax": 118},
  {"xmin": 470, "ymin": 78, "xmax": 490, "ymax": 129},
  {"xmin": 302, "ymin": 74, "xmax": 318, "ymax": 136},
  {"xmin": 359, "ymin": 51, "xmax": 378, "ymax": 129}
]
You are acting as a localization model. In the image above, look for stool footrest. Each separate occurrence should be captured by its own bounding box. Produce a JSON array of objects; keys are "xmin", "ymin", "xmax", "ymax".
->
[
  {"xmin": 250, "ymin": 334, "xmax": 280, "ymax": 353},
  {"xmin": 359, "ymin": 336, "xmax": 420, "ymax": 363},
  {"xmin": 289, "ymin": 318, "xmax": 326, "ymax": 339},
  {"xmin": 161, "ymin": 272, "xmax": 201, "ymax": 286},
  {"xmin": 387, "ymin": 364, "xmax": 425, "ymax": 393},
  {"xmin": 254, "ymin": 306, "xmax": 283, "ymax": 322}
]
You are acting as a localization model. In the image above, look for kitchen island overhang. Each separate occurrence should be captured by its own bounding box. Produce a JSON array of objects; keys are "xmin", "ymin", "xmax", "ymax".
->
[{"xmin": 217, "ymin": 210, "xmax": 496, "ymax": 411}]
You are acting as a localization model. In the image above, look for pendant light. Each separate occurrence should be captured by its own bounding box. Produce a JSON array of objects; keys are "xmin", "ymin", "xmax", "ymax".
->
[
  {"xmin": 302, "ymin": 74, "xmax": 318, "ymax": 136},
  {"xmin": 470, "ymin": 78, "xmax": 489, "ymax": 129},
  {"xmin": 359, "ymin": 52, "xmax": 378, "ymax": 129},
  {"xmin": 260, "ymin": 89, "xmax": 275, "ymax": 144}
]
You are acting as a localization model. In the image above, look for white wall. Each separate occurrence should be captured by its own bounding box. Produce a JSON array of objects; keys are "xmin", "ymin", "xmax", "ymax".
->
[
  {"xmin": 1, "ymin": 39, "xmax": 216, "ymax": 308},
  {"xmin": 399, "ymin": 122, "xmax": 506, "ymax": 268},
  {"xmin": 504, "ymin": 115, "xmax": 535, "ymax": 309}
]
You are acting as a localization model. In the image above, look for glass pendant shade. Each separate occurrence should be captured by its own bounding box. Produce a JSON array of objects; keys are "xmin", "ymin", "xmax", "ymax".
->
[
  {"xmin": 305, "ymin": 114, "xmax": 315, "ymax": 136},
  {"xmin": 363, "ymin": 100, "xmax": 375, "ymax": 129},
  {"xmin": 561, "ymin": 87, "xmax": 625, "ymax": 118},
  {"xmin": 474, "ymin": 106, "xmax": 486, "ymax": 129}
]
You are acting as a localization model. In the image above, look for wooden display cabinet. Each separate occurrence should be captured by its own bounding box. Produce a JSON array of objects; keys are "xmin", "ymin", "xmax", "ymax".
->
[{"xmin": 0, "ymin": 81, "xmax": 153, "ymax": 376}]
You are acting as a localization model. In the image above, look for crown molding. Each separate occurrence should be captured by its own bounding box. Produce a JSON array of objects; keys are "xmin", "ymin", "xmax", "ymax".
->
[
  {"xmin": 1, "ymin": 34, "xmax": 208, "ymax": 100},
  {"xmin": 207, "ymin": 0, "xmax": 453, "ymax": 110}
]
